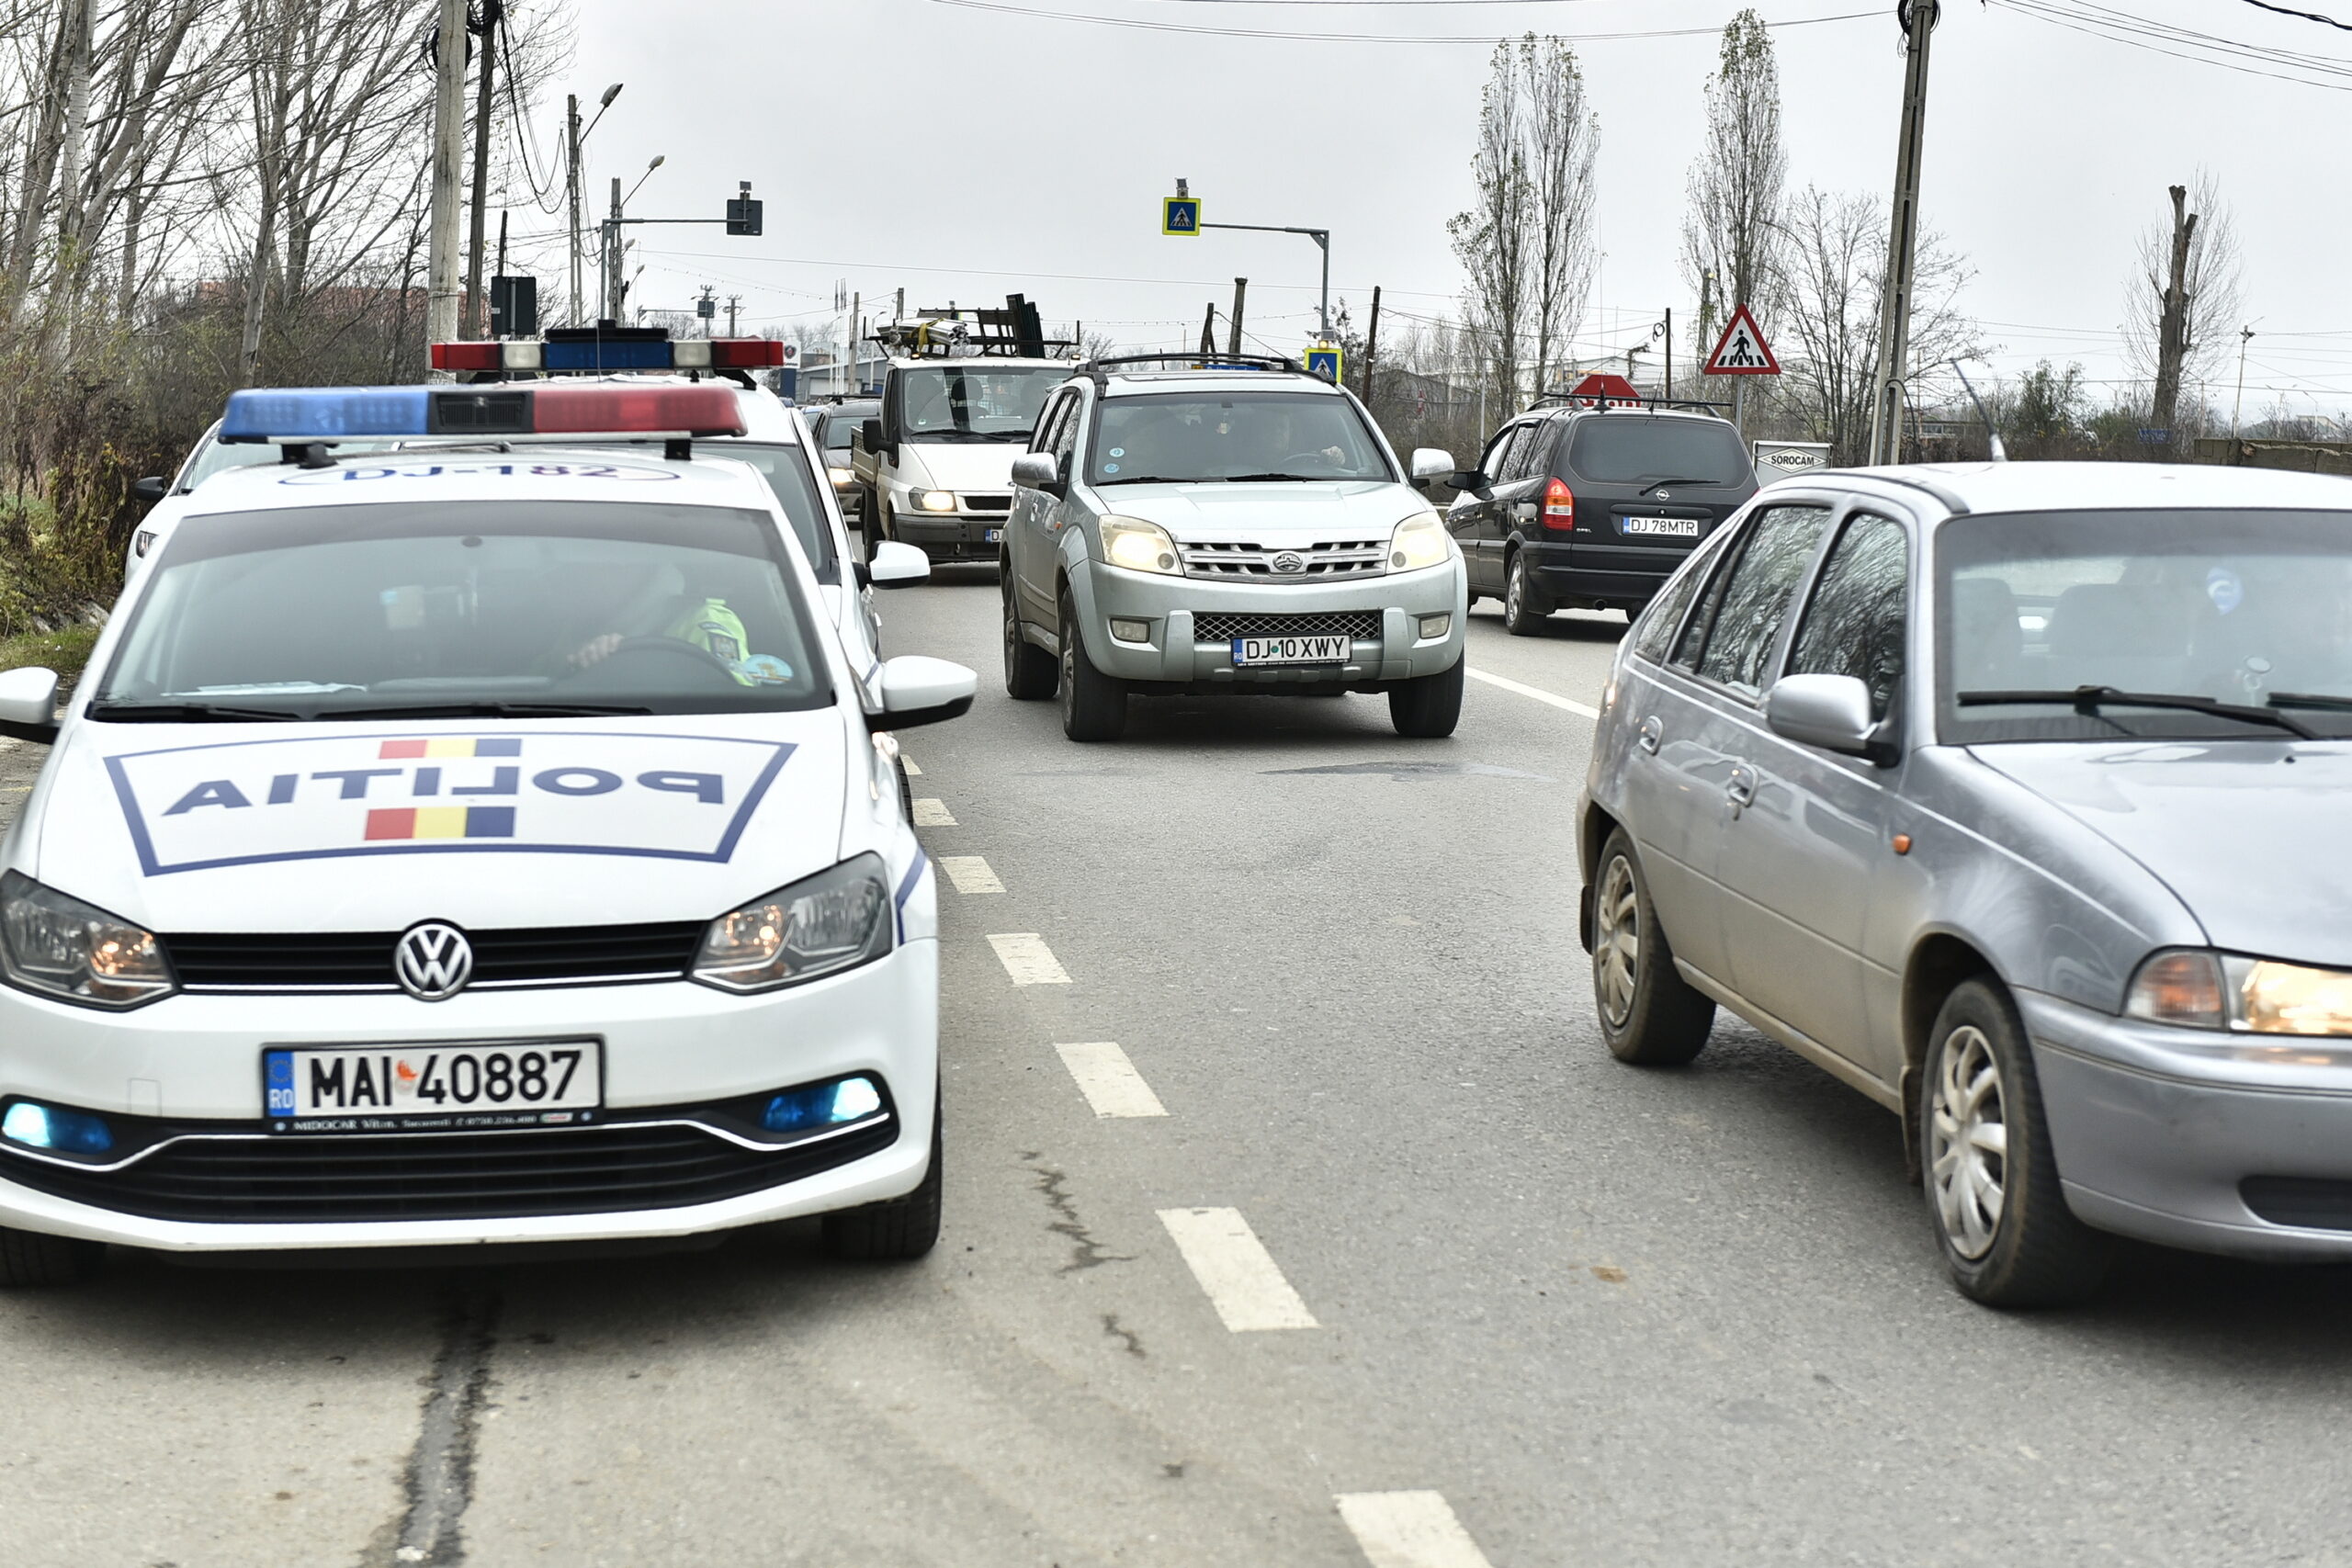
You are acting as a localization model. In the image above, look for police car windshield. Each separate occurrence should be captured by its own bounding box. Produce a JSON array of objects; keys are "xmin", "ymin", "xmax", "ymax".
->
[
  {"xmin": 1090, "ymin": 391, "xmax": 1391, "ymax": 484},
  {"xmin": 897, "ymin": 367, "xmax": 1057, "ymax": 439},
  {"xmin": 96, "ymin": 501, "xmax": 831, "ymax": 720}
]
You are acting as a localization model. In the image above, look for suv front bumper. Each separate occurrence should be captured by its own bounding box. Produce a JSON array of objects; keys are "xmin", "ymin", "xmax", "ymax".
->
[{"xmin": 1074, "ymin": 560, "xmax": 1467, "ymax": 688}]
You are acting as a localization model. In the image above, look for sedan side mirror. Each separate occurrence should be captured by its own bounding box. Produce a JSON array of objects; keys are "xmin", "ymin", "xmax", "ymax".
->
[
  {"xmin": 1766, "ymin": 673, "xmax": 1878, "ymax": 758},
  {"xmin": 0, "ymin": 666, "xmax": 60, "ymax": 744},
  {"xmin": 1010, "ymin": 452, "xmax": 1059, "ymax": 490},
  {"xmin": 865, "ymin": 540, "xmax": 930, "ymax": 588},
  {"xmin": 131, "ymin": 476, "xmax": 167, "ymax": 505},
  {"xmin": 1410, "ymin": 448, "xmax": 1455, "ymax": 483},
  {"xmin": 870, "ymin": 655, "xmax": 976, "ymax": 730}
]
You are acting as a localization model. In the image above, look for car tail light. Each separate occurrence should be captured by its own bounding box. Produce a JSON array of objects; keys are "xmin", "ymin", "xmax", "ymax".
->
[{"xmin": 1542, "ymin": 477, "xmax": 1577, "ymax": 533}]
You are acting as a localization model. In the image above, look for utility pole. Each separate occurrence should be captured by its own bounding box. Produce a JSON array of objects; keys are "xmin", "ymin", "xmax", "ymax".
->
[
  {"xmin": 565, "ymin": 95, "xmax": 582, "ymax": 326},
  {"xmin": 2232, "ymin": 326, "xmax": 2255, "ymax": 438},
  {"xmin": 2153, "ymin": 184, "xmax": 2197, "ymax": 436},
  {"xmin": 1227, "ymin": 277, "xmax": 1247, "ymax": 356},
  {"xmin": 1866, "ymin": 0, "xmax": 1939, "ymax": 466},
  {"xmin": 1362, "ymin": 285, "xmax": 1382, "ymax": 404},
  {"xmin": 603, "ymin": 176, "xmax": 620, "ymax": 321},
  {"xmin": 1199, "ymin": 302, "xmax": 1217, "ymax": 358},
  {"xmin": 1664, "ymin": 308, "xmax": 1673, "ymax": 401},
  {"xmin": 850, "ymin": 290, "xmax": 861, "ymax": 393},
  {"xmin": 726, "ymin": 294, "xmax": 741, "ymax": 336},
  {"xmin": 425, "ymin": 0, "xmax": 469, "ymax": 354},
  {"xmin": 462, "ymin": 0, "xmax": 501, "ymax": 337}
]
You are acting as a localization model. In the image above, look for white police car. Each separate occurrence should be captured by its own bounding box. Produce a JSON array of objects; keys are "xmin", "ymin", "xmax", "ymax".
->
[{"xmin": 0, "ymin": 380, "xmax": 975, "ymax": 1283}]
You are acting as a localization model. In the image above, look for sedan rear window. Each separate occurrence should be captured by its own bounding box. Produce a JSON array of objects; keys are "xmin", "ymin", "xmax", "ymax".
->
[{"xmin": 1565, "ymin": 418, "xmax": 1751, "ymax": 486}]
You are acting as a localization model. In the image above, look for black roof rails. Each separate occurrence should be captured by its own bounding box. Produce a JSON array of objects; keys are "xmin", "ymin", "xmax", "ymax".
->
[
  {"xmin": 1079, "ymin": 352, "xmax": 1305, "ymax": 384},
  {"xmin": 1528, "ymin": 391, "xmax": 1735, "ymax": 415}
]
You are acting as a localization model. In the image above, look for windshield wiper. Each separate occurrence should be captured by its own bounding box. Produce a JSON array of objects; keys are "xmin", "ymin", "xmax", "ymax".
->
[
  {"xmin": 1217, "ymin": 471, "xmax": 1335, "ymax": 483},
  {"xmin": 1957, "ymin": 685, "xmax": 2317, "ymax": 739},
  {"xmin": 2267, "ymin": 692, "xmax": 2352, "ymax": 714},
  {"xmin": 1638, "ymin": 477, "xmax": 1717, "ymax": 496},
  {"xmin": 328, "ymin": 702, "xmax": 656, "ymax": 720},
  {"xmin": 1092, "ymin": 473, "xmax": 1194, "ymax": 486},
  {"xmin": 85, "ymin": 701, "xmax": 307, "ymax": 723}
]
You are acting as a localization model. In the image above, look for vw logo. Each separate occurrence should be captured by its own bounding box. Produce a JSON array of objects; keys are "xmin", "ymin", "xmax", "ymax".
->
[
  {"xmin": 1271, "ymin": 551, "xmax": 1306, "ymax": 574},
  {"xmin": 395, "ymin": 922, "xmax": 474, "ymax": 1001}
]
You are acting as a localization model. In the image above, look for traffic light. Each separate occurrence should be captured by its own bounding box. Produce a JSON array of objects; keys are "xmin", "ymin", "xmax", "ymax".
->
[{"xmin": 725, "ymin": 181, "xmax": 763, "ymax": 237}]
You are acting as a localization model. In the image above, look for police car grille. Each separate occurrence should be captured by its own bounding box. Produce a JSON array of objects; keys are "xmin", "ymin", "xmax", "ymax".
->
[
  {"xmin": 164, "ymin": 922, "xmax": 708, "ymax": 992},
  {"xmin": 0, "ymin": 1119, "xmax": 899, "ymax": 1224},
  {"xmin": 1180, "ymin": 540, "xmax": 1386, "ymax": 580},
  {"xmin": 1193, "ymin": 610, "xmax": 1382, "ymax": 644}
]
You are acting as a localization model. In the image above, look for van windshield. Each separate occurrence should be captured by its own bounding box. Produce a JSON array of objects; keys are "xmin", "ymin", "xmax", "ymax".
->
[{"xmin": 895, "ymin": 367, "xmax": 1058, "ymax": 441}]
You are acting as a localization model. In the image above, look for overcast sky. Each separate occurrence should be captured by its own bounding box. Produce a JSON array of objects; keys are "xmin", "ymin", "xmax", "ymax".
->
[{"xmin": 541, "ymin": 0, "xmax": 2352, "ymax": 423}]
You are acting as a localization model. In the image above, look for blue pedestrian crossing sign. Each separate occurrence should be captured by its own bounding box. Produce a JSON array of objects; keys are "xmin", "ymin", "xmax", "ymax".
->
[
  {"xmin": 1306, "ymin": 344, "xmax": 1342, "ymax": 381},
  {"xmin": 1162, "ymin": 197, "xmax": 1202, "ymax": 236}
]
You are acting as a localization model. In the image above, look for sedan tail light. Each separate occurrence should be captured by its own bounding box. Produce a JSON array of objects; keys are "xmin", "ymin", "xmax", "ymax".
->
[{"xmin": 1542, "ymin": 477, "xmax": 1577, "ymax": 533}]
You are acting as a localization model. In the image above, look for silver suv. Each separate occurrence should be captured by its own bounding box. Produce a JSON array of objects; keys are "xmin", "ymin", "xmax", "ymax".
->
[{"xmin": 999, "ymin": 356, "xmax": 1466, "ymax": 740}]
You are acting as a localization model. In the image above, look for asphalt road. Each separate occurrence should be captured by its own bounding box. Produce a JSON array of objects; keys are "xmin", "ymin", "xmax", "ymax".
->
[{"xmin": 6, "ymin": 581, "xmax": 2352, "ymax": 1567}]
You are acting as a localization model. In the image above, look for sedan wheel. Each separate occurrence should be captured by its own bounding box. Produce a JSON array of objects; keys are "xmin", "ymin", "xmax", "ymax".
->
[
  {"xmin": 1928, "ymin": 1025, "xmax": 2006, "ymax": 1259},
  {"xmin": 1590, "ymin": 829, "xmax": 1713, "ymax": 1066},
  {"xmin": 1593, "ymin": 852, "xmax": 1640, "ymax": 1028}
]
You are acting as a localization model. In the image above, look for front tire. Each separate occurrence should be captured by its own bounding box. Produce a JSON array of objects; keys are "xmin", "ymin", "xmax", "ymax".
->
[
  {"xmin": 1004, "ymin": 577, "xmax": 1056, "ymax": 700},
  {"xmin": 0, "ymin": 1225, "xmax": 103, "ymax": 1287},
  {"xmin": 1591, "ymin": 829, "xmax": 1714, "ymax": 1066},
  {"xmin": 1058, "ymin": 594, "xmax": 1127, "ymax": 741},
  {"xmin": 1388, "ymin": 657, "xmax": 1464, "ymax": 738},
  {"xmin": 1923, "ymin": 979, "xmax": 2111, "ymax": 1308},
  {"xmin": 822, "ymin": 1109, "xmax": 942, "ymax": 1262},
  {"xmin": 1503, "ymin": 550, "xmax": 1555, "ymax": 637}
]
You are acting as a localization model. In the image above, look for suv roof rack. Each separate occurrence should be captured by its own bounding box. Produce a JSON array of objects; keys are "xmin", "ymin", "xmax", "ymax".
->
[
  {"xmin": 867, "ymin": 293, "xmax": 1074, "ymax": 359},
  {"xmin": 1528, "ymin": 391, "xmax": 1734, "ymax": 415},
  {"xmin": 1080, "ymin": 352, "xmax": 1304, "ymax": 383}
]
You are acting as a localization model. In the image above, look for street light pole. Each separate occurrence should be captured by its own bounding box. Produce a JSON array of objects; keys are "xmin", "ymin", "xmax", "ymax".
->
[
  {"xmin": 1866, "ymin": 0, "xmax": 1939, "ymax": 467},
  {"xmin": 2232, "ymin": 325, "xmax": 2256, "ymax": 438},
  {"xmin": 1194, "ymin": 218, "xmax": 1331, "ymax": 341},
  {"xmin": 565, "ymin": 95, "xmax": 582, "ymax": 327}
]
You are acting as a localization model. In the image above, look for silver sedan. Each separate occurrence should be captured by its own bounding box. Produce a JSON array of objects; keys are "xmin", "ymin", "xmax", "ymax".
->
[{"xmin": 1579, "ymin": 461, "xmax": 2352, "ymax": 1307}]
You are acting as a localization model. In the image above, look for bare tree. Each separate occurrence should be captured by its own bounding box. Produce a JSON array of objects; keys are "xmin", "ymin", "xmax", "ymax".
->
[
  {"xmin": 2124, "ymin": 172, "xmax": 2240, "ymax": 435},
  {"xmin": 1521, "ymin": 37, "xmax": 1597, "ymax": 400},
  {"xmin": 1680, "ymin": 8, "xmax": 1786, "ymax": 352},
  {"xmin": 1449, "ymin": 39, "xmax": 1531, "ymax": 413}
]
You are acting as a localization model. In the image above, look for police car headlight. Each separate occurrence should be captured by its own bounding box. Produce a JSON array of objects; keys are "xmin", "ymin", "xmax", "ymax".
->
[
  {"xmin": 0, "ymin": 870, "xmax": 175, "ymax": 1010},
  {"xmin": 914, "ymin": 490, "xmax": 957, "ymax": 513},
  {"xmin": 693, "ymin": 852, "xmax": 894, "ymax": 993},
  {"xmin": 1100, "ymin": 515, "xmax": 1181, "ymax": 576},
  {"xmin": 1388, "ymin": 510, "xmax": 1451, "ymax": 572}
]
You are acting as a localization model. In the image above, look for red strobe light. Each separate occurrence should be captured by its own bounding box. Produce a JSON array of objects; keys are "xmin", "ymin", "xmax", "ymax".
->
[
  {"xmin": 430, "ymin": 342, "xmax": 503, "ymax": 372},
  {"xmin": 529, "ymin": 384, "xmax": 748, "ymax": 437},
  {"xmin": 708, "ymin": 339, "xmax": 787, "ymax": 368}
]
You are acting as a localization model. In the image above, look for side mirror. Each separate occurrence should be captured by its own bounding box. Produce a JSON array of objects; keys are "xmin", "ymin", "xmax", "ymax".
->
[
  {"xmin": 0, "ymin": 666, "xmax": 60, "ymax": 744},
  {"xmin": 1410, "ymin": 448, "xmax": 1455, "ymax": 483},
  {"xmin": 860, "ymin": 418, "xmax": 888, "ymax": 462},
  {"xmin": 1766, "ymin": 673, "xmax": 1878, "ymax": 758},
  {"xmin": 866, "ymin": 540, "xmax": 930, "ymax": 588},
  {"xmin": 1444, "ymin": 470, "xmax": 1487, "ymax": 494},
  {"xmin": 869, "ymin": 655, "xmax": 976, "ymax": 731},
  {"xmin": 1011, "ymin": 452, "xmax": 1059, "ymax": 489},
  {"xmin": 131, "ymin": 476, "xmax": 168, "ymax": 505}
]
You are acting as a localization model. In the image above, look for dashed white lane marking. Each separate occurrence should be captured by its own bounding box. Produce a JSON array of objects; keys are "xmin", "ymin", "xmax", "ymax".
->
[
  {"xmin": 1157, "ymin": 1207, "xmax": 1318, "ymax": 1331},
  {"xmin": 1466, "ymin": 665, "xmax": 1600, "ymax": 719},
  {"xmin": 911, "ymin": 797, "xmax": 956, "ymax": 827},
  {"xmin": 1054, "ymin": 1042, "xmax": 1168, "ymax": 1118},
  {"xmin": 901, "ymin": 758, "xmax": 923, "ymax": 775},
  {"xmin": 987, "ymin": 933, "xmax": 1070, "ymax": 986},
  {"xmin": 938, "ymin": 855, "xmax": 1004, "ymax": 895},
  {"xmin": 1335, "ymin": 1492, "xmax": 1496, "ymax": 1568}
]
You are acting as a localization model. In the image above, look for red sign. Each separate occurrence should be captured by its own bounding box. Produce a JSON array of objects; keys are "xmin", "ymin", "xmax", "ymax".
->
[
  {"xmin": 1568, "ymin": 373, "xmax": 1644, "ymax": 408},
  {"xmin": 1702, "ymin": 305, "xmax": 1780, "ymax": 376}
]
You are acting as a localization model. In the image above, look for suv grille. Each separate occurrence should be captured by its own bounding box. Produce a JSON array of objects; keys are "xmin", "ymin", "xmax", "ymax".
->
[
  {"xmin": 0, "ymin": 1119, "xmax": 897, "ymax": 1224},
  {"xmin": 1181, "ymin": 540, "xmax": 1386, "ymax": 580},
  {"xmin": 1193, "ymin": 610, "xmax": 1382, "ymax": 643},
  {"xmin": 163, "ymin": 922, "xmax": 707, "ymax": 993}
]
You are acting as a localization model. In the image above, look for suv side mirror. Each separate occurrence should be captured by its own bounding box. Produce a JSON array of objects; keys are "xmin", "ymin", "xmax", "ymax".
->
[
  {"xmin": 1766, "ymin": 673, "xmax": 1878, "ymax": 758},
  {"xmin": 131, "ymin": 476, "xmax": 168, "ymax": 505},
  {"xmin": 1011, "ymin": 452, "xmax": 1060, "ymax": 491},
  {"xmin": 1444, "ymin": 470, "xmax": 1487, "ymax": 494},
  {"xmin": 0, "ymin": 666, "xmax": 60, "ymax": 744},
  {"xmin": 870, "ymin": 655, "xmax": 976, "ymax": 730},
  {"xmin": 1409, "ymin": 448, "xmax": 1455, "ymax": 483}
]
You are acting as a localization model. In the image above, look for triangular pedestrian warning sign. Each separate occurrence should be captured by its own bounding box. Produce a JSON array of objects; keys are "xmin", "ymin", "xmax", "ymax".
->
[{"xmin": 1702, "ymin": 304, "xmax": 1780, "ymax": 376}]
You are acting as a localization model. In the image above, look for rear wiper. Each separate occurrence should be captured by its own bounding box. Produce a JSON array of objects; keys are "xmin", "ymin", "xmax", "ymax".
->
[
  {"xmin": 1638, "ymin": 477, "xmax": 1716, "ymax": 496},
  {"xmin": 85, "ymin": 701, "xmax": 305, "ymax": 723},
  {"xmin": 328, "ymin": 702, "xmax": 656, "ymax": 720},
  {"xmin": 1957, "ymin": 686, "xmax": 2317, "ymax": 739}
]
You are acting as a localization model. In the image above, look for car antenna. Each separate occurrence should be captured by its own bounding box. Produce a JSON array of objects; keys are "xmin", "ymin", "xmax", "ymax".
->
[{"xmin": 1948, "ymin": 360, "xmax": 2007, "ymax": 462}]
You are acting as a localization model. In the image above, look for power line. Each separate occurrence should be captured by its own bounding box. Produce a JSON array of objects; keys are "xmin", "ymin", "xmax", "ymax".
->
[
  {"xmin": 2236, "ymin": 0, "xmax": 2352, "ymax": 31},
  {"xmin": 921, "ymin": 0, "xmax": 1879, "ymax": 44}
]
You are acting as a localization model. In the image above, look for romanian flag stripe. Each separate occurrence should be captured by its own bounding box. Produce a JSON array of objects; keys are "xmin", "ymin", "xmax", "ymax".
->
[
  {"xmin": 364, "ymin": 807, "xmax": 515, "ymax": 841},
  {"xmin": 378, "ymin": 738, "xmax": 524, "ymax": 760}
]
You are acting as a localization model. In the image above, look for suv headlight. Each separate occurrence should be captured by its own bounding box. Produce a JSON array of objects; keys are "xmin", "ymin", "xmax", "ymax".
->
[
  {"xmin": 0, "ymin": 870, "xmax": 175, "ymax": 1010},
  {"xmin": 1099, "ymin": 514, "xmax": 1181, "ymax": 576},
  {"xmin": 2126, "ymin": 947, "xmax": 2352, "ymax": 1035},
  {"xmin": 693, "ymin": 853, "xmax": 894, "ymax": 993},
  {"xmin": 1388, "ymin": 510, "xmax": 1451, "ymax": 572}
]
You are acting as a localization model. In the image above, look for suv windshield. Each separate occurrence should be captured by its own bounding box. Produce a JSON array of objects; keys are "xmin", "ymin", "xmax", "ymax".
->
[
  {"xmin": 1939, "ymin": 508, "xmax": 2352, "ymax": 741},
  {"xmin": 1566, "ymin": 417, "xmax": 1750, "ymax": 486},
  {"xmin": 96, "ymin": 501, "xmax": 830, "ymax": 720},
  {"xmin": 896, "ymin": 367, "xmax": 1058, "ymax": 440},
  {"xmin": 1089, "ymin": 389, "xmax": 1393, "ymax": 485}
]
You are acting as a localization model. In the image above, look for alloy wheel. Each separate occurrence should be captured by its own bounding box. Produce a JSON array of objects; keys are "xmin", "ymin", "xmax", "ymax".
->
[
  {"xmin": 1929, "ymin": 1024, "xmax": 2008, "ymax": 1259},
  {"xmin": 1506, "ymin": 560, "xmax": 1522, "ymax": 623},
  {"xmin": 1594, "ymin": 853, "xmax": 1640, "ymax": 1027}
]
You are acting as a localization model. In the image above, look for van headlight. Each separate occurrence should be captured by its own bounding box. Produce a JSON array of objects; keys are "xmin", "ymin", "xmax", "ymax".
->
[
  {"xmin": 1388, "ymin": 510, "xmax": 1451, "ymax": 572},
  {"xmin": 693, "ymin": 853, "xmax": 894, "ymax": 993},
  {"xmin": 0, "ymin": 870, "xmax": 176, "ymax": 1010},
  {"xmin": 1100, "ymin": 515, "xmax": 1181, "ymax": 576},
  {"xmin": 913, "ymin": 490, "xmax": 957, "ymax": 513},
  {"xmin": 2126, "ymin": 947, "xmax": 2352, "ymax": 1035}
]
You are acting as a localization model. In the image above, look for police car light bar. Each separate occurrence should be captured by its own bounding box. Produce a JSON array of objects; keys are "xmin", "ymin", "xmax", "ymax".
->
[
  {"xmin": 217, "ymin": 384, "xmax": 749, "ymax": 443},
  {"xmin": 429, "ymin": 337, "xmax": 787, "ymax": 374}
]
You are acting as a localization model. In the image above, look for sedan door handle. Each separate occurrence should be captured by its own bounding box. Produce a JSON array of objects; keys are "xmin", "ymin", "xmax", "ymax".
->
[{"xmin": 1635, "ymin": 716, "xmax": 1662, "ymax": 754}]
